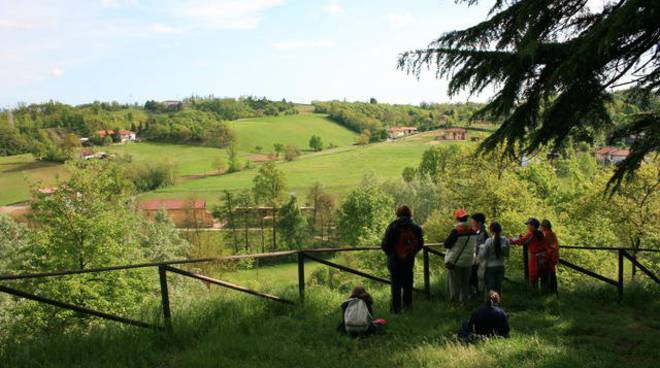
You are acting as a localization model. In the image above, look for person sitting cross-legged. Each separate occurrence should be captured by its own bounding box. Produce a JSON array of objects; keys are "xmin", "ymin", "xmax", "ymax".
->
[{"xmin": 458, "ymin": 290, "xmax": 510, "ymax": 342}]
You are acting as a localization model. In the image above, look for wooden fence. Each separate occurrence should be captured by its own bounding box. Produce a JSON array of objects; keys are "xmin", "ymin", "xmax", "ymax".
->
[{"xmin": 0, "ymin": 243, "xmax": 658, "ymax": 332}]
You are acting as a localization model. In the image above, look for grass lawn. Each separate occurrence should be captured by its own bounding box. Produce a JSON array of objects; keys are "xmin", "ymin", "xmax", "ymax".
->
[
  {"xmin": 0, "ymin": 154, "xmax": 67, "ymax": 205},
  {"xmin": 3, "ymin": 266, "xmax": 658, "ymax": 368},
  {"xmin": 144, "ymin": 138, "xmax": 453, "ymax": 205},
  {"xmin": 229, "ymin": 114, "xmax": 357, "ymax": 153},
  {"xmin": 105, "ymin": 142, "xmax": 229, "ymax": 177}
]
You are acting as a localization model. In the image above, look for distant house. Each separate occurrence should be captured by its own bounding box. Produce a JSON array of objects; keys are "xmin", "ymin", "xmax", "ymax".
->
[
  {"xmin": 139, "ymin": 199, "xmax": 214, "ymax": 228},
  {"xmin": 161, "ymin": 100, "xmax": 182, "ymax": 109},
  {"xmin": 387, "ymin": 127, "xmax": 418, "ymax": 139},
  {"xmin": 37, "ymin": 187, "xmax": 58, "ymax": 195},
  {"xmin": 437, "ymin": 127, "xmax": 468, "ymax": 141},
  {"xmin": 97, "ymin": 129, "xmax": 136, "ymax": 143},
  {"xmin": 596, "ymin": 146, "xmax": 629, "ymax": 164}
]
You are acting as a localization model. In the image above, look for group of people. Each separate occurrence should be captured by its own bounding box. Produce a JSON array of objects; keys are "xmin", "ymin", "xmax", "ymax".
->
[{"xmin": 338, "ymin": 204, "xmax": 560, "ymax": 340}]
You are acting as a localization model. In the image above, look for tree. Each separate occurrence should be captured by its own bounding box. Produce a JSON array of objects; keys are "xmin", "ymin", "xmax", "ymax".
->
[
  {"xmin": 283, "ymin": 144, "xmax": 301, "ymax": 161},
  {"xmin": 401, "ymin": 166, "xmax": 417, "ymax": 183},
  {"xmin": 337, "ymin": 183, "xmax": 394, "ymax": 246},
  {"xmin": 227, "ymin": 141, "xmax": 241, "ymax": 173},
  {"xmin": 369, "ymin": 97, "xmax": 378, "ymax": 104},
  {"xmin": 217, "ymin": 190, "xmax": 240, "ymax": 253},
  {"xmin": 277, "ymin": 195, "xmax": 309, "ymax": 249},
  {"xmin": 273, "ymin": 143, "xmax": 284, "ymax": 157},
  {"xmin": 255, "ymin": 145, "xmax": 263, "ymax": 153},
  {"xmin": 237, "ymin": 190, "xmax": 253, "ymax": 251},
  {"xmin": 253, "ymin": 162, "xmax": 287, "ymax": 249},
  {"xmin": 356, "ymin": 130, "xmax": 370, "ymax": 145},
  {"xmin": 309, "ymin": 135, "xmax": 324, "ymax": 152},
  {"xmin": 417, "ymin": 144, "xmax": 461, "ymax": 182},
  {"xmin": 398, "ymin": 0, "xmax": 660, "ymax": 191},
  {"xmin": 212, "ymin": 155, "xmax": 227, "ymax": 175}
]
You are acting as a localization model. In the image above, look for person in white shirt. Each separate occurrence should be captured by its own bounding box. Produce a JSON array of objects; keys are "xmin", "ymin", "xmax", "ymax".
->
[{"xmin": 478, "ymin": 222, "xmax": 510, "ymax": 297}]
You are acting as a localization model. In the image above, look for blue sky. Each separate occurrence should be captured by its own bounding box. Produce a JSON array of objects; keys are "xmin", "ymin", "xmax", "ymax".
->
[{"xmin": 0, "ymin": 0, "xmax": 493, "ymax": 107}]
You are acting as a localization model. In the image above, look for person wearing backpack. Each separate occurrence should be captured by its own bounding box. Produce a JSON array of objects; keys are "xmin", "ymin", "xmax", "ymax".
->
[
  {"xmin": 339, "ymin": 285, "xmax": 386, "ymax": 336},
  {"xmin": 478, "ymin": 222, "xmax": 509, "ymax": 297},
  {"xmin": 510, "ymin": 218, "xmax": 548, "ymax": 289},
  {"xmin": 381, "ymin": 205, "xmax": 424, "ymax": 313},
  {"xmin": 444, "ymin": 209, "xmax": 477, "ymax": 304}
]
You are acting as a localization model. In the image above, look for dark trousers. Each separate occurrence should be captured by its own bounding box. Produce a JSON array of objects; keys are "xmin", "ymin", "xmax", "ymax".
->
[{"xmin": 389, "ymin": 259, "xmax": 414, "ymax": 313}]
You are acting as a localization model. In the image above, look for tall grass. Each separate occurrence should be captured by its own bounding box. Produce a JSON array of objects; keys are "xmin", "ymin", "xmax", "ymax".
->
[{"xmin": 2, "ymin": 270, "xmax": 658, "ymax": 368}]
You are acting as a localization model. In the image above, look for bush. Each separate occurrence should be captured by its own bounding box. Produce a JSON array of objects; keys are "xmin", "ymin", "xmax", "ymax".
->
[{"xmin": 125, "ymin": 161, "xmax": 177, "ymax": 192}]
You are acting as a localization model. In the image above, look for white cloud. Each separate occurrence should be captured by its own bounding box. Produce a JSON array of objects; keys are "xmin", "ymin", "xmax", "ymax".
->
[
  {"xmin": 174, "ymin": 0, "xmax": 284, "ymax": 30},
  {"xmin": 150, "ymin": 24, "xmax": 181, "ymax": 34},
  {"xmin": 324, "ymin": 3, "xmax": 344, "ymax": 15},
  {"xmin": 271, "ymin": 40, "xmax": 335, "ymax": 50},
  {"xmin": 387, "ymin": 13, "xmax": 415, "ymax": 29},
  {"xmin": 49, "ymin": 67, "xmax": 64, "ymax": 77}
]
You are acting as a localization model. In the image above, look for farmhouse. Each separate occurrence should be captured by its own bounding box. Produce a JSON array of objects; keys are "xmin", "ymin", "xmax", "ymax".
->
[
  {"xmin": 139, "ymin": 199, "xmax": 214, "ymax": 228},
  {"xmin": 436, "ymin": 127, "xmax": 468, "ymax": 141},
  {"xmin": 97, "ymin": 129, "xmax": 136, "ymax": 143},
  {"xmin": 596, "ymin": 146, "xmax": 629, "ymax": 164},
  {"xmin": 387, "ymin": 126, "xmax": 418, "ymax": 139}
]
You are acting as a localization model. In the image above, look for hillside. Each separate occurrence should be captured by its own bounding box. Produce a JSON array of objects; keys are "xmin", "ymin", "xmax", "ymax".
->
[
  {"xmin": 144, "ymin": 136, "xmax": 451, "ymax": 204},
  {"xmin": 229, "ymin": 114, "xmax": 357, "ymax": 153}
]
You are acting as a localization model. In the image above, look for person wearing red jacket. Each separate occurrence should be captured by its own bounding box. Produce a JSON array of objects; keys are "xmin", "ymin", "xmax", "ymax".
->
[
  {"xmin": 510, "ymin": 218, "xmax": 547, "ymax": 289},
  {"xmin": 541, "ymin": 219, "xmax": 559, "ymax": 293}
]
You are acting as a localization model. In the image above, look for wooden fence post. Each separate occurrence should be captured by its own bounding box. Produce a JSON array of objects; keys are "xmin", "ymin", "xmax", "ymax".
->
[
  {"xmin": 158, "ymin": 265, "xmax": 172, "ymax": 332},
  {"xmin": 617, "ymin": 250, "xmax": 624, "ymax": 301},
  {"xmin": 298, "ymin": 252, "xmax": 305, "ymax": 302},
  {"xmin": 523, "ymin": 244, "xmax": 529, "ymax": 282},
  {"xmin": 423, "ymin": 247, "xmax": 430, "ymax": 298}
]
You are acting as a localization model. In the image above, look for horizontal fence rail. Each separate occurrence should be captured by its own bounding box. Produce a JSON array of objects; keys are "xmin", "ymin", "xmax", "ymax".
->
[{"xmin": 0, "ymin": 243, "xmax": 658, "ymax": 332}]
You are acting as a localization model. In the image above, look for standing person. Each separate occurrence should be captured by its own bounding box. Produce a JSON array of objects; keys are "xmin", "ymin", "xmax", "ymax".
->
[
  {"xmin": 458, "ymin": 290, "xmax": 510, "ymax": 342},
  {"xmin": 470, "ymin": 213, "xmax": 489, "ymax": 296},
  {"xmin": 381, "ymin": 205, "xmax": 424, "ymax": 313},
  {"xmin": 510, "ymin": 218, "xmax": 547, "ymax": 289},
  {"xmin": 444, "ymin": 209, "xmax": 477, "ymax": 303},
  {"xmin": 541, "ymin": 219, "xmax": 559, "ymax": 293},
  {"xmin": 478, "ymin": 222, "xmax": 509, "ymax": 297}
]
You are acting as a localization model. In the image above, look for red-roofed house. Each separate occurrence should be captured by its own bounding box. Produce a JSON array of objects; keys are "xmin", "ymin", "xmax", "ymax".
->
[
  {"xmin": 596, "ymin": 146, "xmax": 630, "ymax": 164},
  {"xmin": 138, "ymin": 199, "xmax": 214, "ymax": 228},
  {"xmin": 437, "ymin": 127, "xmax": 468, "ymax": 141},
  {"xmin": 97, "ymin": 129, "xmax": 136, "ymax": 143},
  {"xmin": 387, "ymin": 127, "xmax": 418, "ymax": 139}
]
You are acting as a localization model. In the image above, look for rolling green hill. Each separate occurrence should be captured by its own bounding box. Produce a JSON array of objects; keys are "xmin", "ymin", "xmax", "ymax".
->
[
  {"xmin": 229, "ymin": 114, "xmax": 357, "ymax": 153},
  {"xmin": 144, "ymin": 137, "xmax": 454, "ymax": 204}
]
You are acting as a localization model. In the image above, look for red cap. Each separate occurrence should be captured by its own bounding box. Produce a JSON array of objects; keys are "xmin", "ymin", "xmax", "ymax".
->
[{"xmin": 454, "ymin": 208, "xmax": 468, "ymax": 220}]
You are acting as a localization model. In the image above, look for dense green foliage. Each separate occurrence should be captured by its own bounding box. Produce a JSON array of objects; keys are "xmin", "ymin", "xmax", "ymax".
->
[
  {"xmin": 398, "ymin": 0, "xmax": 660, "ymax": 189},
  {"xmin": 313, "ymin": 100, "xmax": 484, "ymax": 140}
]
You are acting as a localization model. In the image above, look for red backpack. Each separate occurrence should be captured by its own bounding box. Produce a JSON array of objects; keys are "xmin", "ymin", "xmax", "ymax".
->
[{"xmin": 395, "ymin": 225, "xmax": 420, "ymax": 260}]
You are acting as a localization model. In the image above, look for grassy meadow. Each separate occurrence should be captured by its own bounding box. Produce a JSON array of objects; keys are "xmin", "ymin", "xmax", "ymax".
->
[
  {"xmin": 228, "ymin": 113, "xmax": 357, "ymax": 153},
  {"xmin": 3, "ymin": 259, "xmax": 658, "ymax": 368},
  {"xmin": 144, "ymin": 137, "xmax": 451, "ymax": 205},
  {"xmin": 0, "ymin": 154, "xmax": 67, "ymax": 205}
]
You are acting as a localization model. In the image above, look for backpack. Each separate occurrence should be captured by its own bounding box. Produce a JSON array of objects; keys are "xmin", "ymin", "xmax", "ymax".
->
[
  {"xmin": 344, "ymin": 298, "xmax": 371, "ymax": 333},
  {"xmin": 395, "ymin": 225, "xmax": 420, "ymax": 261}
]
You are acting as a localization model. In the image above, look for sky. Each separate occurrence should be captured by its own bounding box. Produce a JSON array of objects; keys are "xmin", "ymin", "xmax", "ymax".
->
[{"xmin": 0, "ymin": 0, "xmax": 494, "ymax": 107}]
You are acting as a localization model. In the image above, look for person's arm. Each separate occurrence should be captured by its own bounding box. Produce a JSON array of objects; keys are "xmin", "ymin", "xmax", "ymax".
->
[
  {"xmin": 478, "ymin": 239, "xmax": 489, "ymax": 261},
  {"xmin": 416, "ymin": 224, "xmax": 425, "ymax": 251},
  {"xmin": 444, "ymin": 229, "xmax": 458, "ymax": 249},
  {"xmin": 499, "ymin": 311, "xmax": 510, "ymax": 338},
  {"xmin": 503, "ymin": 238, "xmax": 511, "ymax": 258},
  {"xmin": 381, "ymin": 223, "xmax": 395, "ymax": 256},
  {"xmin": 510, "ymin": 232, "xmax": 530, "ymax": 246}
]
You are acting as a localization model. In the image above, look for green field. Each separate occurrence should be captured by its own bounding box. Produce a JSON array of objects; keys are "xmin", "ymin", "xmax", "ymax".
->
[
  {"xmin": 0, "ymin": 154, "xmax": 66, "ymax": 205},
  {"xmin": 144, "ymin": 138, "xmax": 442, "ymax": 205},
  {"xmin": 0, "ymin": 114, "xmax": 359, "ymax": 205},
  {"xmin": 228, "ymin": 114, "xmax": 357, "ymax": 153}
]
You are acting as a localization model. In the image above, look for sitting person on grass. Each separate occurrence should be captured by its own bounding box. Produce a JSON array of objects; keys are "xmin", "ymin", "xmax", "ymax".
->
[
  {"xmin": 338, "ymin": 285, "xmax": 386, "ymax": 336},
  {"xmin": 458, "ymin": 290, "xmax": 510, "ymax": 342}
]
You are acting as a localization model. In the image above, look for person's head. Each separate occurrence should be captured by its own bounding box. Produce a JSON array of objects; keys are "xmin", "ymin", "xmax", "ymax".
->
[
  {"xmin": 525, "ymin": 217, "xmax": 540, "ymax": 232},
  {"xmin": 454, "ymin": 208, "xmax": 468, "ymax": 223},
  {"xmin": 489, "ymin": 221, "xmax": 503, "ymax": 258},
  {"xmin": 349, "ymin": 285, "xmax": 373, "ymax": 304},
  {"xmin": 471, "ymin": 213, "xmax": 486, "ymax": 229},
  {"xmin": 396, "ymin": 205, "xmax": 412, "ymax": 218},
  {"xmin": 487, "ymin": 290, "xmax": 501, "ymax": 306},
  {"xmin": 489, "ymin": 221, "xmax": 502, "ymax": 235},
  {"xmin": 541, "ymin": 219, "xmax": 552, "ymax": 231}
]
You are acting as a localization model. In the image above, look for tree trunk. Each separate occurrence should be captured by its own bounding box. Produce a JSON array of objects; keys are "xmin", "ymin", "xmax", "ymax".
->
[{"xmin": 272, "ymin": 207, "xmax": 277, "ymax": 250}]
